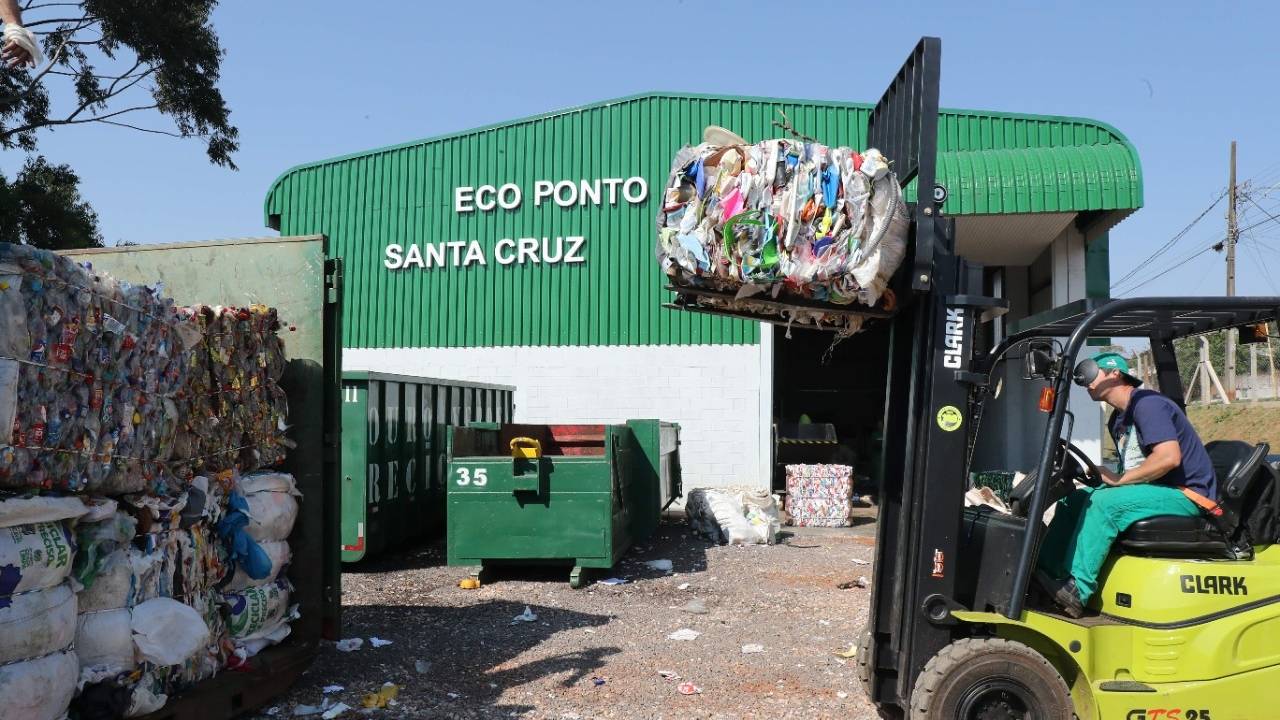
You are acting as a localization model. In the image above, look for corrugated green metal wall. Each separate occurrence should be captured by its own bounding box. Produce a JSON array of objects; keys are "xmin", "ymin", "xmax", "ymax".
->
[{"xmin": 265, "ymin": 93, "xmax": 1141, "ymax": 349}]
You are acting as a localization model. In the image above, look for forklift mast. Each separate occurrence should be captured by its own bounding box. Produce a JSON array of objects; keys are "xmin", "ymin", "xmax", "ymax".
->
[{"xmin": 864, "ymin": 37, "xmax": 1006, "ymax": 713}]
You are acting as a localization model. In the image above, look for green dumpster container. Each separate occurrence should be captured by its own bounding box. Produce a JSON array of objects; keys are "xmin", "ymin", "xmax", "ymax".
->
[
  {"xmin": 446, "ymin": 420, "xmax": 682, "ymax": 587},
  {"xmin": 341, "ymin": 372, "xmax": 515, "ymax": 562}
]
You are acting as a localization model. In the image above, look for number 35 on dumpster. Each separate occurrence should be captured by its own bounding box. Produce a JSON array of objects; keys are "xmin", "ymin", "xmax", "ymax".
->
[{"xmin": 455, "ymin": 468, "xmax": 489, "ymax": 487}]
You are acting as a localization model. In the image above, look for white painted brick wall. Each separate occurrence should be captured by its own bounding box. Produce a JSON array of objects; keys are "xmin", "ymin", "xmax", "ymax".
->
[{"xmin": 345, "ymin": 344, "xmax": 767, "ymax": 490}]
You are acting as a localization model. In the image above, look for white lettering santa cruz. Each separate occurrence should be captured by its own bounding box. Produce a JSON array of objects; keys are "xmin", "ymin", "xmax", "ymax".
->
[{"xmin": 943, "ymin": 308, "xmax": 965, "ymax": 369}]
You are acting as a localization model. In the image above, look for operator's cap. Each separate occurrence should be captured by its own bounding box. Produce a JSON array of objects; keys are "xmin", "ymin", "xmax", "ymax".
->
[{"xmin": 1072, "ymin": 351, "xmax": 1143, "ymax": 387}]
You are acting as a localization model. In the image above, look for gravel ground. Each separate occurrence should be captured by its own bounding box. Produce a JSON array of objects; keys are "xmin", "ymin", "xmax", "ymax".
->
[{"xmin": 256, "ymin": 512, "xmax": 881, "ymax": 720}]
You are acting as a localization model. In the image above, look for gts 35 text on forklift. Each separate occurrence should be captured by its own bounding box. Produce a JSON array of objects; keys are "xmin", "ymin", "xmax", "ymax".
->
[{"xmin": 664, "ymin": 38, "xmax": 1280, "ymax": 720}]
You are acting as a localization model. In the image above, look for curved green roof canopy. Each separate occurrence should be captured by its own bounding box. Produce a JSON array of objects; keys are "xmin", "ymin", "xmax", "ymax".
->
[{"xmin": 264, "ymin": 93, "xmax": 1142, "ymax": 349}]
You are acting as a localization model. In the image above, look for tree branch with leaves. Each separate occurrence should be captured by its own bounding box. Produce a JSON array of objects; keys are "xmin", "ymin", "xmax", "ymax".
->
[{"xmin": 0, "ymin": 0, "xmax": 237, "ymax": 248}]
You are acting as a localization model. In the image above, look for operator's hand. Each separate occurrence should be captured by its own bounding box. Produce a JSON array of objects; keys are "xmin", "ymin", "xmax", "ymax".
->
[
  {"xmin": 1, "ymin": 37, "xmax": 33, "ymax": 68},
  {"xmin": 1098, "ymin": 466, "xmax": 1123, "ymax": 486}
]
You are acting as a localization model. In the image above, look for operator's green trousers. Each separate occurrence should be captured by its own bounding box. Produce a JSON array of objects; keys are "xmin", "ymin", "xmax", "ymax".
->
[{"xmin": 1037, "ymin": 484, "xmax": 1200, "ymax": 604}]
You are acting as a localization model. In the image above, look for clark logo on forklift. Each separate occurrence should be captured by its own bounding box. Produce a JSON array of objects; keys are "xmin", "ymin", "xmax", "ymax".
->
[
  {"xmin": 1180, "ymin": 574, "xmax": 1247, "ymax": 595},
  {"xmin": 1126, "ymin": 710, "xmax": 1212, "ymax": 720},
  {"xmin": 942, "ymin": 308, "xmax": 965, "ymax": 369}
]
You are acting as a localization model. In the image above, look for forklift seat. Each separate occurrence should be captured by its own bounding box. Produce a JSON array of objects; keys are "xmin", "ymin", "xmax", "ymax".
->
[{"xmin": 1117, "ymin": 441, "xmax": 1273, "ymax": 559}]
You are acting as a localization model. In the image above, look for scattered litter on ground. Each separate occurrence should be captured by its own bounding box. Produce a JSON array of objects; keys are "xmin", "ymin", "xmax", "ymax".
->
[
  {"xmin": 459, "ymin": 578, "xmax": 481, "ymax": 590},
  {"xmin": 369, "ymin": 637, "xmax": 393, "ymax": 648},
  {"xmin": 265, "ymin": 708, "xmax": 280, "ymax": 717},
  {"xmin": 646, "ymin": 559, "xmax": 674, "ymax": 573},
  {"xmin": 599, "ymin": 577, "xmax": 629, "ymax": 585},
  {"xmin": 265, "ymin": 523, "xmax": 882, "ymax": 717},
  {"xmin": 294, "ymin": 702, "xmax": 326, "ymax": 717},
  {"xmin": 322, "ymin": 685, "xmax": 344, "ymax": 694},
  {"xmin": 677, "ymin": 682, "xmax": 702, "ymax": 696},
  {"xmin": 591, "ymin": 677, "xmax": 606, "ymax": 687},
  {"xmin": 335, "ymin": 638, "xmax": 364, "ymax": 652},
  {"xmin": 835, "ymin": 644, "xmax": 859, "ymax": 659},
  {"xmin": 667, "ymin": 628, "xmax": 701, "ymax": 641},
  {"xmin": 679, "ymin": 599, "xmax": 709, "ymax": 615},
  {"xmin": 819, "ymin": 619, "xmax": 831, "ymax": 626},
  {"xmin": 512, "ymin": 606, "xmax": 538, "ymax": 624},
  {"xmin": 676, "ymin": 582, "xmax": 691, "ymax": 590},
  {"xmin": 838, "ymin": 691, "xmax": 850, "ymax": 699},
  {"xmin": 741, "ymin": 643, "xmax": 765, "ymax": 654},
  {"xmin": 851, "ymin": 558, "xmax": 871, "ymax": 565},
  {"xmin": 838, "ymin": 576, "xmax": 871, "ymax": 589},
  {"xmin": 361, "ymin": 683, "xmax": 399, "ymax": 709}
]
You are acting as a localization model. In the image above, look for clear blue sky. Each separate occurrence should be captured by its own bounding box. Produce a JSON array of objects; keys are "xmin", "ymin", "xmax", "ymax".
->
[{"xmin": 10, "ymin": 1, "xmax": 1280, "ymax": 298}]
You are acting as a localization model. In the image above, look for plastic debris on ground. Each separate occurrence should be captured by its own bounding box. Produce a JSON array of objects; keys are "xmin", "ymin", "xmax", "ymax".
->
[
  {"xmin": 321, "ymin": 702, "xmax": 351, "ymax": 719},
  {"xmin": 360, "ymin": 683, "xmax": 399, "ymax": 709},
  {"xmin": 512, "ymin": 606, "xmax": 538, "ymax": 624},
  {"xmin": 667, "ymin": 628, "xmax": 701, "ymax": 641},
  {"xmin": 598, "ymin": 577, "xmax": 629, "ymax": 585},
  {"xmin": 836, "ymin": 576, "xmax": 871, "ymax": 589},
  {"xmin": 369, "ymin": 636, "xmax": 393, "ymax": 648},
  {"xmin": 785, "ymin": 465, "xmax": 855, "ymax": 527},
  {"xmin": 835, "ymin": 645, "xmax": 859, "ymax": 659},
  {"xmin": 851, "ymin": 558, "xmax": 871, "ymax": 566},
  {"xmin": 322, "ymin": 685, "xmax": 344, "ymax": 694},
  {"xmin": 657, "ymin": 670, "xmax": 680, "ymax": 680},
  {"xmin": 458, "ymin": 577, "xmax": 481, "ymax": 590},
  {"xmin": 741, "ymin": 643, "xmax": 765, "ymax": 654},
  {"xmin": 335, "ymin": 638, "xmax": 364, "ymax": 653},
  {"xmin": 679, "ymin": 599, "xmax": 709, "ymax": 615},
  {"xmin": 684, "ymin": 488, "xmax": 780, "ymax": 544},
  {"xmin": 591, "ymin": 677, "xmax": 606, "ymax": 687},
  {"xmin": 644, "ymin": 559, "xmax": 673, "ymax": 573},
  {"xmin": 677, "ymin": 682, "xmax": 703, "ymax": 696},
  {"xmin": 656, "ymin": 127, "xmax": 910, "ymax": 335},
  {"xmin": 676, "ymin": 582, "xmax": 690, "ymax": 590},
  {"xmin": 414, "ymin": 660, "xmax": 431, "ymax": 674}
]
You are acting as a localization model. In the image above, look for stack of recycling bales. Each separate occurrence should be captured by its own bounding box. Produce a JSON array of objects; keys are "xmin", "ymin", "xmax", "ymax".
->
[
  {"xmin": 0, "ymin": 242, "xmax": 300, "ymax": 719},
  {"xmin": 656, "ymin": 127, "xmax": 910, "ymax": 335},
  {"xmin": 0, "ymin": 496, "xmax": 83, "ymax": 720},
  {"xmin": 785, "ymin": 464, "xmax": 856, "ymax": 527},
  {"xmin": 220, "ymin": 471, "xmax": 301, "ymax": 665}
]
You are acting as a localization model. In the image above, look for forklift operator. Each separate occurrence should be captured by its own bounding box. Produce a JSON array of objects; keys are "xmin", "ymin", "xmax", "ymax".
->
[{"xmin": 1034, "ymin": 352, "xmax": 1217, "ymax": 617}]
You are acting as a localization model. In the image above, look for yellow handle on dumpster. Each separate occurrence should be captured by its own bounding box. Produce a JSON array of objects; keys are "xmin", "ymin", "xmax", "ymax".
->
[{"xmin": 510, "ymin": 437, "xmax": 542, "ymax": 459}]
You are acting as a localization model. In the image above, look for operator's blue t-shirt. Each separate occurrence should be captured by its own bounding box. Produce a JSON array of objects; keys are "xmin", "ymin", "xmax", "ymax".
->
[{"xmin": 1107, "ymin": 389, "xmax": 1217, "ymax": 499}]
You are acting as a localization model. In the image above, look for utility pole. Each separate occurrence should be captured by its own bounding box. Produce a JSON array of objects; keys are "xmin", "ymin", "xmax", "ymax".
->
[
  {"xmin": 1250, "ymin": 344, "xmax": 1258, "ymax": 402},
  {"xmin": 1226, "ymin": 140, "xmax": 1238, "ymax": 399}
]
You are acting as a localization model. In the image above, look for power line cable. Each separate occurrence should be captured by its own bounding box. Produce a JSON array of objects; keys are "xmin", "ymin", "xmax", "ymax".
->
[
  {"xmin": 1112, "ymin": 240, "xmax": 1222, "ymax": 296},
  {"xmin": 1111, "ymin": 190, "xmax": 1226, "ymax": 290}
]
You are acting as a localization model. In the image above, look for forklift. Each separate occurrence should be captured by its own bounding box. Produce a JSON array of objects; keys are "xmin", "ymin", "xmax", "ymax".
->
[{"xmin": 666, "ymin": 37, "xmax": 1280, "ymax": 719}]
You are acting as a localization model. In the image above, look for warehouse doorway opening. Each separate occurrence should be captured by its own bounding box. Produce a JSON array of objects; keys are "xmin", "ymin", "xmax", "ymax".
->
[{"xmin": 770, "ymin": 322, "xmax": 892, "ymax": 495}]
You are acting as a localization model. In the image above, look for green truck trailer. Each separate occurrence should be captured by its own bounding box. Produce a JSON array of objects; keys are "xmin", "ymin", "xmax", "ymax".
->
[{"xmin": 60, "ymin": 236, "xmax": 343, "ymax": 719}]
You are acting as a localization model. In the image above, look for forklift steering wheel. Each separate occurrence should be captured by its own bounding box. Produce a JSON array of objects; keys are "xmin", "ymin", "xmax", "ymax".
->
[
  {"xmin": 1060, "ymin": 440, "xmax": 1103, "ymax": 488},
  {"xmin": 1008, "ymin": 440, "xmax": 1101, "ymax": 517}
]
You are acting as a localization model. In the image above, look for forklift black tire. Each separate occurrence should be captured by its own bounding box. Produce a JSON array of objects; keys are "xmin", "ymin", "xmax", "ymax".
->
[{"xmin": 909, "ymin": 638, "xmax": 1073, "ymax": 720}]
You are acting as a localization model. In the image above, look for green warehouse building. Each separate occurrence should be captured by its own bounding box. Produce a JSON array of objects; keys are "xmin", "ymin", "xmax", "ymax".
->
[{"xmin": 264, "ymin": 92, "xmax": 1142, "ymax": 492}]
